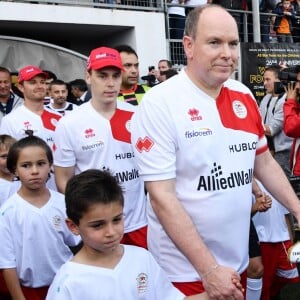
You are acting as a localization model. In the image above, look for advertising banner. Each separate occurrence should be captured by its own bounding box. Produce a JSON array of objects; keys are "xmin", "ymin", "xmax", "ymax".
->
[{"xmin": 240, "ymin": 43, "xmax": 300, "ymax": 102}]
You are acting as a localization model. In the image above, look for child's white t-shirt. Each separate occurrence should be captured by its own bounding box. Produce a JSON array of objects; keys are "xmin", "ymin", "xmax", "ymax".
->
[
  {"xmin": 0, "ymin": 178, "xmax": 20, "ymax": 207},
  {"xmin": 46, "ymin": 245, "xmax": 185, "ymax": 300},
  {"xmin": 0, "ymin": 190, "xmax": 80, "ymax": 287}
]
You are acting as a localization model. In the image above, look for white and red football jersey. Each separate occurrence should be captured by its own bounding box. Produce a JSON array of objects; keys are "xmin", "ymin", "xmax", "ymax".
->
[
  {"xmin": 0, "ymin": 105, "xmax": 61, "ymax": 151},
  {"xmin": 131, "ymin": 70, "xmax": 267, "ymax": 282},
  {"xmin": 54, "ymin": 101, "xmax": 147, "ymax": 234}
]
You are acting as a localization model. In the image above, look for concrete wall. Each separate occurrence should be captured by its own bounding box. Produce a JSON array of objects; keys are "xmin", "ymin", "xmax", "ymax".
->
[{"xmin": 0, "ymin": 1, "xmax": 168, "ymax": 77}]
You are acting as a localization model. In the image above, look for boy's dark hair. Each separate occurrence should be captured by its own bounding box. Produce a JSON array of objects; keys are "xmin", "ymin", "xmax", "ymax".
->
[
  {"xmin": 114, "ymin": 45, "xmax": 138, "ymax": 58},
  {"xmin": 7, "ymin": 136, "xmax": 53, "ymax": 174},
  {"xmin": 65, "ymin": 169, "xmax": 124, "ymax": 225}
]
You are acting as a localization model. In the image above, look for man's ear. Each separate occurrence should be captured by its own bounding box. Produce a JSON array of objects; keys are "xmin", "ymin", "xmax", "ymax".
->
[{"xmin": 66, "ymin": 218, "xmax": 80, "ymax": 235}]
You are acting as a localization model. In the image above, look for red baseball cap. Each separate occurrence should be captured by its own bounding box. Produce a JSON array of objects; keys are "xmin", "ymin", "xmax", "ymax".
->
[
  {"xmin": 18, "ymin": 66, "xmax": 48, "ymax": 83},
  {"xmin": 87, "ymin": 47, "xmax": 124, "ymax": 71}
]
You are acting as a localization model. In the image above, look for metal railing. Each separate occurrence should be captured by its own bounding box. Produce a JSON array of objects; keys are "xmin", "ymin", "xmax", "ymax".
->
[{"xmin": 3, "ymin": 1, "xmax": 300, "ymax": 66}]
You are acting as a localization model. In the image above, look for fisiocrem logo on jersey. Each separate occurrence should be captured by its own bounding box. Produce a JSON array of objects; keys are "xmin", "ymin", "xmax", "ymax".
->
[
  {"xmin": 232, "ymin": 100, "xmax": 247, "ymax": 119},
  {"xmin": 135, "ymin": 136, "xmax": 154, "ymax": 153}
]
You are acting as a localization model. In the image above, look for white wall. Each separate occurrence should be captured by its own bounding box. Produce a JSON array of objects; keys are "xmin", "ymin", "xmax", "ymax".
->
[{"xmin": 0, "ymin": 2, "xmax": 168, "ymax": 76}]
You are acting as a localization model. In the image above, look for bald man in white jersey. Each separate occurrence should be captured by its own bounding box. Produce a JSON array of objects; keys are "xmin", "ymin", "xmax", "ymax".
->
[{"xmin": 131, "ymin": 4, "xmax": 300, "ymax": 300}]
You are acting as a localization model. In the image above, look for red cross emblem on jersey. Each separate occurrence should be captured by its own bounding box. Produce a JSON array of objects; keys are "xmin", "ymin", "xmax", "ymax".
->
[{"xmin": 135, "ymin": 136, "xmax": 154, "ymax": 153}]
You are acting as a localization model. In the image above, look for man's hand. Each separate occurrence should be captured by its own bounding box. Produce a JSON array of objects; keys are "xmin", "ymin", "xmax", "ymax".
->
[{"xmin": 202, "ymin": 265, "xmax": 244, "ymax": 300}]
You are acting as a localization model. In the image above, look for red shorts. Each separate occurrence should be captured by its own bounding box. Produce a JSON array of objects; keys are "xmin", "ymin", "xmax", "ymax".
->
[
  {"xmin": 260, "ymin": 240, "xmax": 300, "ymax": 300},
  {"xmin": 121, "ymin": 225, "xmax": 147, "ymax": 249},
  {"xmin": 0, "ymin": 271, "xmax": 48, "ymax": 300},
  {"xmin": 172, "ymin": 271, "xmax": 247, "ymax": 297},
  {"xmin": 21, "ymin": 286, "xmax": 49, "ymax": 300}
]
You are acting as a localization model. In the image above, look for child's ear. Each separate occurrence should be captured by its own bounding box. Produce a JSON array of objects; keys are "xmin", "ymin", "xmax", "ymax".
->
[{"xmin": 66, "ymin": 218, "xmax": 80, "ymax": 235}]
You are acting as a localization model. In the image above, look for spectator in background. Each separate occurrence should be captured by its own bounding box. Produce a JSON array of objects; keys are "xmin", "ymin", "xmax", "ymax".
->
[
  {"xmin": 0, "ymin": 67, "xmax": 23, "ymax": 124},
  {"xmin": 116, "ymin": 45, "xmax": 150, "ymax": 105},
  {"xmin": 259, "ymin": 65, "xmax": 293, "ymax": 178},
  {"xmin": 159, "ymin": 68, "xmax": 178, "ymax": 82},
  {"xmin": 259, "ymin": 0, "xmax": 278, "ymax": 42},
  {"xmin": 273, "ymin": 0, "xmax": 295, "ymax": 43},
  {"xmin": 185, "ymin": 0, "xmax": 210, "ymax": 16},
  {"xmin": 68, "ymin": 78, "xmax": 91, "ymax": 105},
  {"xmin": 283, "ymin": 66, "xmax": 300, "ymax": 177},
  {"xmin": 10, "ymin": 71, "xmax": 24, "ymax": 98},
  {"xmin": 45, "ymin": 79, "xmax": 78, "ymax": 116},
  {"xmin": 168, "ymin": 0, "xmax": 188, "ymax": 65},
  {"xmin": 212, "ymin": 0, "xmax": 248, "ymax": 41},
  {"xmin": 292, "ymin": 0, "xmax": 300, "ymax": 42},
  {"xmin": 157, "ymin": 59, "xmax": 172, "ymax": 82},
  {"xmin": 43, "ymin": 70, "xmax": 57, "ymax": 105}
]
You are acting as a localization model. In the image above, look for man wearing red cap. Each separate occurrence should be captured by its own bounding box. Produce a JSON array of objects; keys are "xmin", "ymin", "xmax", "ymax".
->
[
  {"xmin": 0, "ymin": 65, "xmax": 61, "ymax": 148},
  {"xmin": 53, "ymin": 47, "xmax": 147, "ymax": 249},
  {"xmin": 0, "ymin": 65, "xmax": 61, "ymax": 190}
]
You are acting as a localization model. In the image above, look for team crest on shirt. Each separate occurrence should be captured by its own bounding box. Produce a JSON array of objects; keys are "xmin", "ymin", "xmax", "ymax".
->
[
  {"xmin": 136, "ymin": 273, "xmax": 148, "ymax": 294},
  {"xmin": 23, "ymin": 121, "xmax": 32, "ymax": 128},
  {"xmin": 232, "ymin": 100, "xmax": 247, "ymax": 119},
  {"xmin": 23, "ymin": 121, "xmax": 34, "ymax": 131},
  {"xmin": 125, "ymin": 120, "xmax": 131, "ymax": 133},
  {"xmin": 52, "ymin": 215, "xmax": 62, "ymax": 230},
  {"xmin": 51, "ymin": 118, "xmax": 58, "ymax": 128}
]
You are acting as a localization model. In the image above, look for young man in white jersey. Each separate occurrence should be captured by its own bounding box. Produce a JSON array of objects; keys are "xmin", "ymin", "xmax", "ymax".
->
[
  {"xmin": 131, "ymin": 4, "xmax": 300, "ymax": 299},
  {"xmin": 53, "ymin": 47, "xmax": 147, "ymax": 249},
  {"xmin": 0, "ymin": 65, "xmax": 61, "ymax": 150},
  {"xmin": 0, "ymin": 65, "xmax": 61, "ymax": 191}
]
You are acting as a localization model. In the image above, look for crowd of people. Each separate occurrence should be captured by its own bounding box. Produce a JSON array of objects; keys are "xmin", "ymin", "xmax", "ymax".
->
[{"xmin": 1, "ymin": 3, "xmax": 300, "ymax": 300}]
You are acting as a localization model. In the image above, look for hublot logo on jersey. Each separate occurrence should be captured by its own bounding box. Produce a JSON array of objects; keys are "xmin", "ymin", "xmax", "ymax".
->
[
  {"xmin": 82, "ymin": 141, "xmax": 104, "ymax": 151},
  {"xmin": 229, "ymin": 142, "xmax": 257, "ymax": 153},
  {"xmin": 115, "ymin": 152, "xmax": 135, "ymax": 160},
  {"xmin": 115, "ymin": 168, "xmax": 139, "ymax": 182},
  {"xmin": 197, "ymin": 162, "xmax": 253, "ymax": 191}
]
